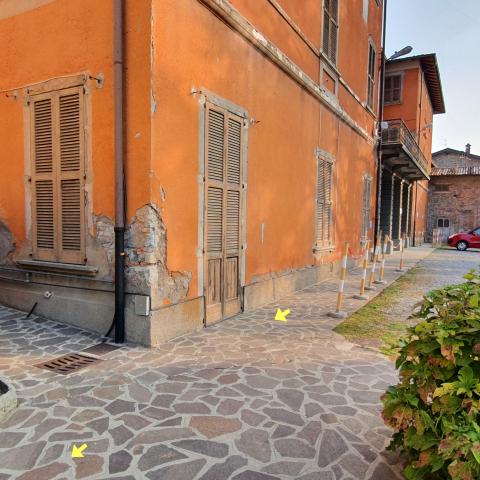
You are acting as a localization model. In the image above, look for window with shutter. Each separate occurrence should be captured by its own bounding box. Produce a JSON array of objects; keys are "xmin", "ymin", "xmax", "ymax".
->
[
  {"xmin": 315, "ymin": 152, "xmax": 334, "ymax": 249},
  {"xmin": 30, "ymin": 86, "xmax": 85, "ymax": 264},
  {"xmin": 367, "ymin": 43, "xmax": 376, "ymax": 110},
  {"xmin": 323, "ymin": 0, "xmax": 339, "ymax": 64},
  {"xmin": 361, "ymin": 175, "xmax": 372, "ymax": 242},
  {"xmin": 385, "ymin": 74, "xmax": 402, "ymax": 104},
  {"xmin": 204, "ymin": 103, "xmax": 244, "ymax": 324}
]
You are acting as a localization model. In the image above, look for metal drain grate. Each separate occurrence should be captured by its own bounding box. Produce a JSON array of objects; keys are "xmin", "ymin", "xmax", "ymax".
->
[
  {"xmin": 35, "ymin": 353, "xmax": 101, "ymax": 375},
  {"xmin": 81, "ymin": 343, "xmax": 120, "ymax": 356}
]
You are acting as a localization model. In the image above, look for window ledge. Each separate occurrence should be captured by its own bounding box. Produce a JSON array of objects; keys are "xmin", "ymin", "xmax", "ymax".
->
[
  {"xmin": 16, "ymin": 260, "xmax": 98, "ymax": 277},
  {"xmin": 314, "ymin": 245, "xmax": 336, "ymax": 254}
]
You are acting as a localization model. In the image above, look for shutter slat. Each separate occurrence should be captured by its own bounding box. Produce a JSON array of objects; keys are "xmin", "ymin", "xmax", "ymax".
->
[
  {"xmin": 59, "ymin": 93, "xmax": 81, "ymax": 172},
  {"xmin": 207, "ymin": 109, "xmax": 224, "ymax": 183},
  {"xmin": 61, "ymin": 179, "xmax": 81, "ymax": 251},
  {"xmin": 226, "ymin": 190, "xmax": 240, "ymax": 251},
  {"xmin": 227, "ymin": 118, "xmax": 241, "ymax": 185},
  {"xmin": 207, "ymin": 187, "xmax": 223, "ymax": 252},
  {"xmin": 323, "ymin": 1, "xmax": 338, "ymax": 64},
  {"xmin": 330, "ymin": 0, "xmax": 338, "ymax": 20},
  {"xmin": 35, "ymin": 180, "xmax": 54, "ymax": 249},
  {"xmin": 57, "ymin": 89, "xmax": 84, "ymax": 262},
  {"xmin": 329, "ymin": 18, "xmax": 337, "ymax": 63},
  {"xmin": 34, "ymin": 99, "xmax": 53, "ymax": 174},
  {"xmin": 316, "ymin": 157, "xmax": 333, "ymax": 247},
  {"xmin": 323, "ymin": 11, "xmax": 330, "ymax": 59}
]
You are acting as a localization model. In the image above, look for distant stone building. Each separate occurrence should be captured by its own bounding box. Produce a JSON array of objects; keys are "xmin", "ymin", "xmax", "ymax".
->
[{"xmin": 427, "ymin": 145, "xmax": 480, "ymax": 239}]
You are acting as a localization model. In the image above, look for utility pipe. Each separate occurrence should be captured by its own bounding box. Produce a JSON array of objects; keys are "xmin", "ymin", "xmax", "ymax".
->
[
  {"xmin": 114, "ymin": 0, "xmax": 126, "ymax": 343},
  {"xmin": 374, "ymin": 0, "xmax": 388, "ymax": 249}
]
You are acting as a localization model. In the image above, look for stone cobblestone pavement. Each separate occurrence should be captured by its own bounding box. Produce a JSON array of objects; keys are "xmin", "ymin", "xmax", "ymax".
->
[{"xmin": 0, "ymin": 246, "xmax": 478, "ymax": 480}]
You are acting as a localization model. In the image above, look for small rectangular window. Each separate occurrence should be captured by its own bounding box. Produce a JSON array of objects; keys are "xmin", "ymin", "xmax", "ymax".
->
[
  {"xmin": 323, "ymin": 0, "xmax": 339, "ymax": 65},
  {"xmin": 367, "ymin": 43, "xmax": 376, "ymax": 110},
  {"xmin": 315, "ymin": 152, "xmax": 334, "ymax": 249},
  {"xmin": 385, "ymin": 74, "xmax": 402, "ymax": 104},
  {"xmin": 434, "ymin": 184, "xmax": 449, "ymax": 192},
  {"xmin": 30, "ymin": 86, "xmax": 86, "ymax": 264},
  {"xmin": 437, "ymin": 218, "xmax": 450, "ymax": 228}
]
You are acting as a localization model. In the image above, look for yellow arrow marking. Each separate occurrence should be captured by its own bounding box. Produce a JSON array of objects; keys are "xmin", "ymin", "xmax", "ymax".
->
[
  {"xmin": 71, "ymin": 443, "xmax": 88, "ymax": 458},
  {"xmin": 275, "ymin": 308, "xmax": 290, "ymax": 322}
]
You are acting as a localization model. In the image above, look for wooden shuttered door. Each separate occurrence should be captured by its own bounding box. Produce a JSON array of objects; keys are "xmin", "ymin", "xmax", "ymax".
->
[
  {"xmin": 204, "ymin": 104, "xmax": 243, "ymax": 325},
  {"xmin": 361, "ymin": 175, "xmax": 372, "ymax": 241},
  {"xmin": 31, "ymin": 87, "xmax": 85, "ymax": 264},
  {"xmin": 316, "ymin": 155, "xmax": 333, "ymax": 248},
  {"xmin": 323, "ymin": 0, "xmax": 339, "ymax": 64}
]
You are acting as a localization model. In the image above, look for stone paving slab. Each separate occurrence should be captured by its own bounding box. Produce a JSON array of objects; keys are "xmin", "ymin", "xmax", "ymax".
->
[{"xmin": 0, "ymin": 246, "xmax": 472, "ymax": 479}]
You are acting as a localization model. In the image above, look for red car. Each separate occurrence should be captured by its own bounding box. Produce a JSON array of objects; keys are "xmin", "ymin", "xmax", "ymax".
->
[{"xmin": 448, "ymin": 227, "xmax": 480, "ymax": 251}]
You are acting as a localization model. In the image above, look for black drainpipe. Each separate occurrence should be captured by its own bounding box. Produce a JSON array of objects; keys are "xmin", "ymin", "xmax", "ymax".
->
[
  {"xmin": 114, "ymin": 0, "xmax": 126, "ymax": 343},
  {"xmin": 374, "ymin": 0, "xmax": 388, "ymax": 247}
]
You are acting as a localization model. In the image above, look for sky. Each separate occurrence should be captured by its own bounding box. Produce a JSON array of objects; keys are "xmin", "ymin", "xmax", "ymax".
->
[{"xmin": 387, "ymin": 0, "xmax": 480, "ymax": 154}]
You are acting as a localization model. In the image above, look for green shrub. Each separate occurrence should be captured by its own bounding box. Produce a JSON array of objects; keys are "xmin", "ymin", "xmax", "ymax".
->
[{"xmin": 382, "ymin": 270, "xmax": 480, "ymax": 480}]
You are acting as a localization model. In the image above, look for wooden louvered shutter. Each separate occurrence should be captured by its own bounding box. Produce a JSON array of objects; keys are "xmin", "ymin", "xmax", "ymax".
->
[
  {"xmin": 31, "ymin": 95, "xmax": 56, "ymax": 261},
  {"xmin": 367, "ymin": 44, "xmax": 376, "ymax": 109},
  {"xmin": 30, "ymin": 86, "xmax": 85, "ymax": 264},
  {"xmin": 204, "ymin": 104, "xmax": 243, "ymax": 324},
  {"xmin": 205, "ymin": 106, "xmax": 225, "ymax": 323},
  {"xmin": 323, "ymin": 0, "xmax": 339, "ymax": 64},
  {"xmin": 224, "ymin": 115, "xmax": 242, "ymax": 317},
  {"xmin": 316, "ymin": 156, "xmax": 333, "ymax": 248},
  {"xmin": 58, "ymin": 89, "xmax": 85, "ymax": 264},
  {"xmin": 362, "ymin": 176, "xmax": 372, "ymax": 241}
]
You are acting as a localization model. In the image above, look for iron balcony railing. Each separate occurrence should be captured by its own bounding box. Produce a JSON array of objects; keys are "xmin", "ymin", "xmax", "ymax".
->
[{"xmin": 381, "ymin": 119, "xmax": 430, "ymax": 177}]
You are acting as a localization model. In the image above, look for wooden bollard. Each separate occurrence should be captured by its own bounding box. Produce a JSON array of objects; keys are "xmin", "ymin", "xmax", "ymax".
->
[
  {"xmin": 396, "ymin": 233, "xmax": 406, "ymax": 272},
  {"xmin": 328, "ymin": 243, "xmax": 350, "ymax": 319},
  {"xmin": 354, "ymin": 240, "xmax": 370, "ymax": 300},
  {"xmin": 375, "ymin": 234, "xmax": 388, "ymax": 284}
]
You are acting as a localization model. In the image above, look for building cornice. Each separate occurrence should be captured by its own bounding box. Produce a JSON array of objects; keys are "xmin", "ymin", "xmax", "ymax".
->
[{"xmin": 198, "ymin": 0, "xmax": 373, "ymax": 143}]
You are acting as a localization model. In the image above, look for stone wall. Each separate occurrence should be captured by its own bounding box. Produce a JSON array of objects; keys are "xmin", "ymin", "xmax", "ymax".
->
[{"xmin": 427, "ymin": 175, "xmax": 480, "ymax": 239}]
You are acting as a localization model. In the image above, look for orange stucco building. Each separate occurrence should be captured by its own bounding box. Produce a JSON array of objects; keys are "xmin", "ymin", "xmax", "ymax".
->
[
  {"xmin": 380, "ymin": 54, "xmax": 445, "ymax": 247},
  {"xmin": 0, "ymin": 0, "xmax": 441, "ymax": 346}
]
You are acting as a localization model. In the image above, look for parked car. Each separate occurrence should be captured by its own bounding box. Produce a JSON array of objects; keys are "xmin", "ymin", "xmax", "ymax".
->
[{"xmin": 448, "ymin": 227, "xmax": 480, "ymax": 251}]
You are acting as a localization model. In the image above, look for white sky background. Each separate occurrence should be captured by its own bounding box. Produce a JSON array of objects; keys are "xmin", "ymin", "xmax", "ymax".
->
[{"xmin": 387, "ymin": 0, "xmax": 480, "ymax": 154}]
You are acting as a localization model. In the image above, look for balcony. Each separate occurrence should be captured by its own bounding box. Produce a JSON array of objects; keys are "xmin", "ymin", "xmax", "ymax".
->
[{"xmin": 381, "ymin": 119, "xmax": 430, "ymax": 180}]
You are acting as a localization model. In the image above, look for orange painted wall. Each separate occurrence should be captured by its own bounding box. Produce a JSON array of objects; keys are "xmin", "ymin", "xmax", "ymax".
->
[
  {"xmin": 417, "ymin": 73, "xmax": 434, "ymax": 163},
  {"xmin": 1, "ymin": 0, "xmax": 382, "ymax": 305},
  {"xmin": 383, "ymin": 62, "xmax": 434, "ymax": 164},
  {"xmin": 0, "ymin": 0, "xmax": 114, "ymax": 244},
  {"xmin": 151, "ymin": 0, "xmax": 380, "ymax": 299},
  {"xmin": 383, "ymin": 60, "xmax": 436, "ymax": 238},
  {"xmin": 384, "ymin": 67, "xmax": 419, "ymax": 130},
  {"xmin": 230, "ymin": 0, "xmax": 320, "ymax": 81},
  {"xmin": 0, "ymin": 0, "xmax": 151, "ymax": 269}
]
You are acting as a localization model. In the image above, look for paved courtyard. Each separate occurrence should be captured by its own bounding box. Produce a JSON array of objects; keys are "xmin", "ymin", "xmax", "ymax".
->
[{"xmin": 0, "ymin": 247, "xmax": 479, "ymax": 479}]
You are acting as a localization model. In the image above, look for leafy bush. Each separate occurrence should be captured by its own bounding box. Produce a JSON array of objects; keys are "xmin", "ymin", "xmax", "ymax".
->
[{"xmin": 382, "ymin": 270, "xmax": 480, "ymax": 480}]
